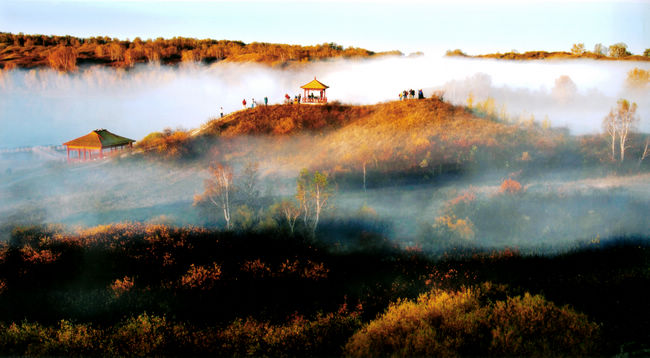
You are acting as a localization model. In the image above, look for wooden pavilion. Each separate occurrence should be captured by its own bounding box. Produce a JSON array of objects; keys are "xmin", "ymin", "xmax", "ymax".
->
[
  {"xmin": 63, "ymin": 129, "xmax": 135, "ymax": 162},
  {"xmin": 300, "ymin": 77, "xmax": 329, "ymax": 104}
]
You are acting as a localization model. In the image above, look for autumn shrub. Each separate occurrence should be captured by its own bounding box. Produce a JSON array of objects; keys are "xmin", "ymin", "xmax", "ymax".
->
[
  {"xmin": 499, "ymin": 178, "xmax": 523, "ymax": 195},
  {"xmin": 110, "ymin": 276, "xmax": 135, "ymax": 297},
  {"xmin": 489, "ymin": 293, "xmax": 600, "ymax": 357},
  {"xmin": 220, "ymin": 309, "xmax": 362, "ymax": 357},
  {"xmin": 109, "ymin": 313, "xmax": 190, "ymax": 356},
  {"xmin": 179, "ymin": 262, "xmax": 222, "ymax": 290},
  {"xmin": 0, "ymin": 321, "xmax": 53, "ymax": 356},
  {"xmin": 46, "ymin": 320, "xmax": 103, "ymax": 356},
  {"xmin": 344, "ymin": 286, "xmax": 600, "ymax": 358}
]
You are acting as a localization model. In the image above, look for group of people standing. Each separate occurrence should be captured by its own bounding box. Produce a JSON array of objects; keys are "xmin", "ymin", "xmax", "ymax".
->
[
  {"xmin": 284, "ymin": 93, "xmax": 304, "ymax": 104},
  {"xmin": 219, "ymin": 96, "xmax": 270, "ymax": 119},
  {"xmin": 399, "ymin": 89, "xmax": 425, "ymax": 100},
  {"xmin": 242, "ymin": 96, "xmax": 269, "ymax": 110}
]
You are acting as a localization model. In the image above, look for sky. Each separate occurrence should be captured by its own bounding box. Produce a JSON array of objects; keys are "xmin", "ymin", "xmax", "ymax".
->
[{"xmin": 1, "ymin": 0, "xmax": 648, "ymax": 56}]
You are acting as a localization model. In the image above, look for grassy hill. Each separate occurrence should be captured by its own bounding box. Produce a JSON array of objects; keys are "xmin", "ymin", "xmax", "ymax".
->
[{"xmin": 140, "ymin": 98, "xmax": 572, "ymax": 179}]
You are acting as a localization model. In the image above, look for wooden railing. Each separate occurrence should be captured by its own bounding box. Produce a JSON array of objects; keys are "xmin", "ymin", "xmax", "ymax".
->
[{"xmin": 302, "ymin": 97, "xmax": 327, "ymax": 104}]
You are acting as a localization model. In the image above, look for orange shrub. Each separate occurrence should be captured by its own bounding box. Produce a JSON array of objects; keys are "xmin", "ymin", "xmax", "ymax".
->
[
  {"xmin": 499, "ymin": 178, "xmax": 523, "ymax": 195},
  {"xmin": 110, "ymin": 276, "xmax": 134, "ymax": 298},
  {"xmin": 241, "ymin": 258, "xmax": 272, "ymax": 278},
  {"xmin": 179, "ymin": 262, "xmax": 222, "ymax": 290},
  {"xmin": 19, "ymin": 245, "xmax": 60, "ymax": 264}
]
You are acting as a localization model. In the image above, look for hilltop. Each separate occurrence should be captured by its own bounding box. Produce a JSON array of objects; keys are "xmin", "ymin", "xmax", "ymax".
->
[
  {"xmin": 139, "ymin": 98, "xmax": 571, "ymax": 177},
  {"xmin": 0, "ymin": 32, "xmax": 401, "ymax": 71}
]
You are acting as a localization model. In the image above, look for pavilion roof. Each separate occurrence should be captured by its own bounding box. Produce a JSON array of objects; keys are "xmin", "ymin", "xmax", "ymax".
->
[
  {"xmin": 63, "ymin": 129, "xmax": 135, "ymax": 149},
  {"xmin": 300, "ymin": 78, "xmax": 329, "ymax": 90}
]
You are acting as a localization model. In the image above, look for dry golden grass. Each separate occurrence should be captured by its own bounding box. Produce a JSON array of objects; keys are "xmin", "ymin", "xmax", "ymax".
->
[{"xmin": 172, "ymin": 98, "xmax": 565, "ymax": 175}]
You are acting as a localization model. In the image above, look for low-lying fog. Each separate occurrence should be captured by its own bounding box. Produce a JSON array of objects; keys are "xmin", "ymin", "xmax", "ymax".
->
[
  {"xmin": 1, "ymin": 55, "xmax": 648, "ymax": 148},
  {"xmin": 1, "ymin": 55, "xmax": 649, "ymax": 250}
]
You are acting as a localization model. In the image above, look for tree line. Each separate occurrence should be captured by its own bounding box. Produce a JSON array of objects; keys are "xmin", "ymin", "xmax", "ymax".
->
[
  {"xmin": 0, "ymin": 32, "xmax": 402, "ymax": 71},
  {"xmin": 446, "ymin": 42, "xmax": 650, "ymax": 60}
]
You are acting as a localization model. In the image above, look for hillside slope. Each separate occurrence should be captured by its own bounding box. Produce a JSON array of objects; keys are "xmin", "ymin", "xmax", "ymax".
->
[{"xmin": 143, "ymin": 99, "xmax": 567, "ymax": 176}]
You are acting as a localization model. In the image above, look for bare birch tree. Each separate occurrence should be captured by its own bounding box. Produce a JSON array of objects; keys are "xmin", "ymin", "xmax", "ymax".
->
[
  {"xmin": 616, "ymin": 99, "xmax": 638, "ymax": 162},
  {"xmin": 295, "ymin": 169, "xmax": 333, "ymax": 235},
  {"xmin": 195, "ymin": 164, "xmax": 234, "ymax": 229},
  {"xmin": 278, "ymin": 199, "xmax": 301, "ymax": 235},
  {"xmin": 603, "ymin": 99, "xmax": 639, "ymax": 162},
  {"xmin": 310, "ymin": 171, "xmax": 332, "ymax": 235},
  {"xmin": 602, "ymin": 109, "xmax": 617, "ymax": 161},
  {"xmin": 296, "ymin": 168, "xmax": 311, "ymax": 227}
]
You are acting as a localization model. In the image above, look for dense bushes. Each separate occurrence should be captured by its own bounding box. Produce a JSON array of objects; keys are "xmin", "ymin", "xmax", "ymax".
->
[
  {"xmin": 345, "ymin": 285, "xmax": 599, "ymax": 358},
  {"xmin": 1, "ymin": 223, "xmax": 649, "ymax": 356},
  {"xmin": 0, "ymin": 311, "xmax": 361, "ymax": 357}
]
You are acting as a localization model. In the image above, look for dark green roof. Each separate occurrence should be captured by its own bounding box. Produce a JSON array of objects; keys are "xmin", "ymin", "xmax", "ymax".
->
[{"xmin": 63, "ymin": 129, "xmax": 135, "ymax": 149}]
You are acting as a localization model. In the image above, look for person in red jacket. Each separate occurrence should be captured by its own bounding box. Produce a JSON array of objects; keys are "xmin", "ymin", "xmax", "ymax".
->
[{"xmin": 242, "ymin": 99, "xmax": 247, "ymax": 108}]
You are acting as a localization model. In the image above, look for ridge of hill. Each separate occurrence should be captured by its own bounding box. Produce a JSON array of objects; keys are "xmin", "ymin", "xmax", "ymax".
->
[{"xmin": 445, "ymin": 49, "xmax": 650, "ymax": 62}]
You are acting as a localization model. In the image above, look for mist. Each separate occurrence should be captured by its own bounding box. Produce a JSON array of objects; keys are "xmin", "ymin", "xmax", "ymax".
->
[
  {"xmin": 2, "ymin": 55, "xmax": 649, "ymax": 149},
  {"xmin": 1, "ymin": 55, "xmax": 649, "ymax": 253}
]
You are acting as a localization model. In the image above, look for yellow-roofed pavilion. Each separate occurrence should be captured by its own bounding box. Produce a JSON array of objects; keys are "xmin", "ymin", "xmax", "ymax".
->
[{"xmin": 300, "ymin": 77, "xmax": 329, "ymax": 104}]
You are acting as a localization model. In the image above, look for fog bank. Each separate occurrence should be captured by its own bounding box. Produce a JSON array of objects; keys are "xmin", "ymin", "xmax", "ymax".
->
[{"xmin": 1, "ymin": 56, "xmax": 648, "ymax": 148}]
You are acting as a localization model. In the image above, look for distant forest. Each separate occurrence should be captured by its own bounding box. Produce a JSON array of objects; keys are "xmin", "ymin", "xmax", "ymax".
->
[
  {"xmin": 0, "ymin": 32, "xmax": 402, "ymax": 71},
  {"xmin": 446, "ymin": 42, "xmax": 650, "ymax": 61}
]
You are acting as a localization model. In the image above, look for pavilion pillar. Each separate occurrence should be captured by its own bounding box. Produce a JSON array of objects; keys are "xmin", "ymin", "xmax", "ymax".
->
[{"xmin": 66, "ymin": 147, "xmax": 70, "ymax": 162}]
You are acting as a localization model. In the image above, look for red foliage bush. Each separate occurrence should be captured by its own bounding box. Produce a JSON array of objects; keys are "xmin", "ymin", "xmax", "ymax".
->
[{"xmin": 499, "ymin": 178, "xmax": 523, "ymax": 195}]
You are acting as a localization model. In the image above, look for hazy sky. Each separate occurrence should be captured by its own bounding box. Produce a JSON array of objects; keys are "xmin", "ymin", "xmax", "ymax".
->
[{"xmin": 1, "ymin": 0, "xmax": 648, "ymax": 55}]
